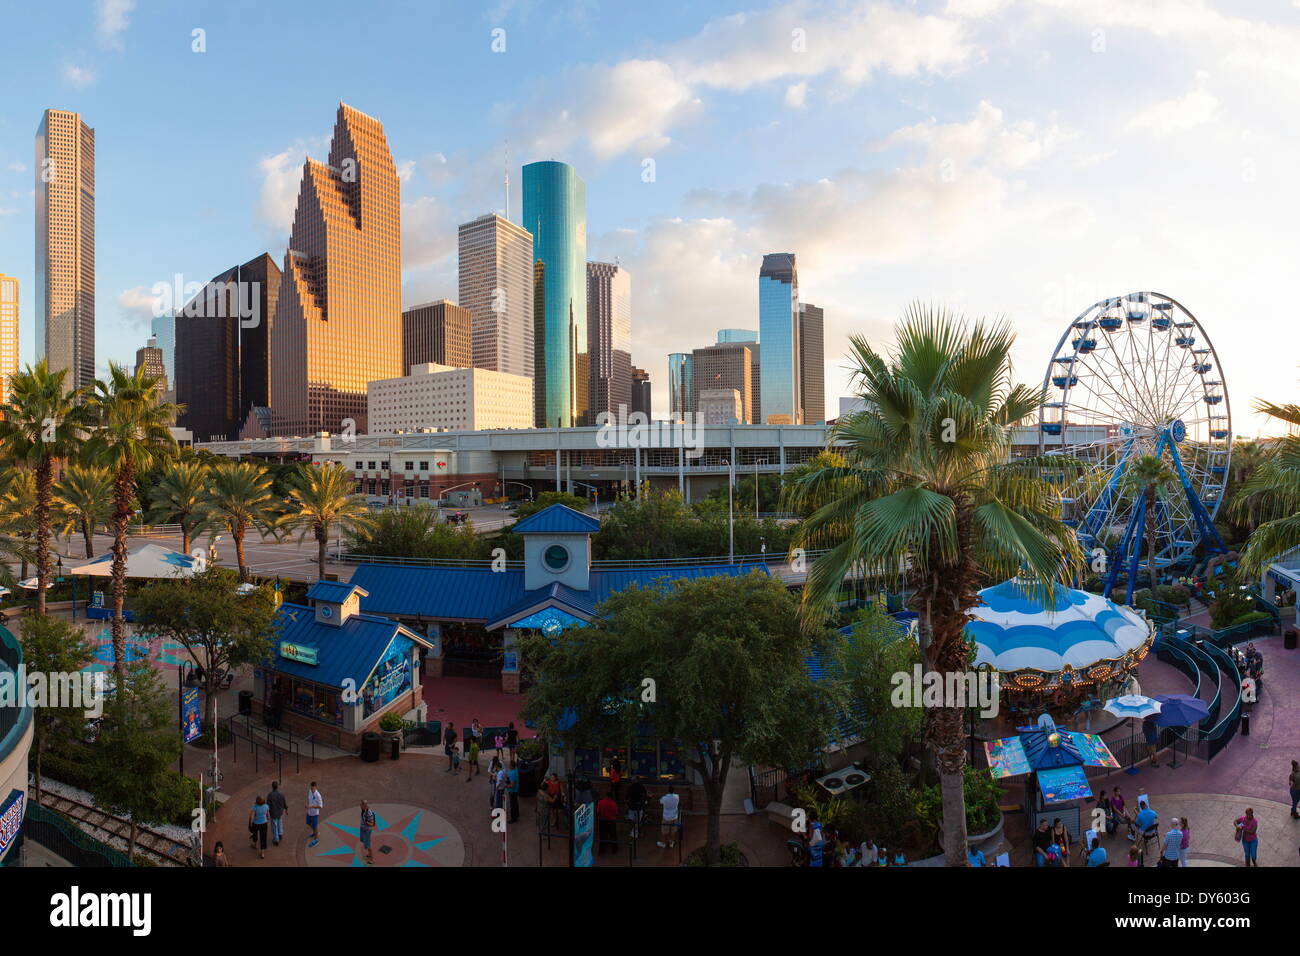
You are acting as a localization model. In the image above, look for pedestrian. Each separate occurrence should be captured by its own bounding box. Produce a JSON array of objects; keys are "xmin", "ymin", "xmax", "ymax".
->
[
  {"xmin": 574, "ymin": 775, "xmax": 594, "ymax": 807},
  {"xmin": 626, "ymin": 778, "xmax": 647, "ymax": 839},
  {"xmin": 1235, "ymin": 807, "xmax": 1259, "ymax": 866},
  {"xmin": 494, "ymin": 731, "xmax": 506, "ymax": 757},
  {"xmin": 493, "ymin": 759, "xmax": 508, "ymax": 812},
  {"xmin": 249, "ymin": 795, "xmax": 269, "ymax": 859},
  {"xmin": 967, "ymin": 845, "xmax": 985, "ymax": 867},
  {"xmin": 1142, "ymin": 718, "xmax": 1160, "ymax": 768},
  {"xmin": 1032, "ymin": 819, "xmax": 1052, "ymax": 866},
  {"xmin": 542, "ymin": 772, "xmax": 564, "ymax": 829},
  {"xmin": 506, "ymin": 722, "xmax": 518, "ymax": 759},
  {"xmin": 1179, "ymin": 816, "xmax": 1191, "ymax": 866},
  {"xmin": 267, "ymin": 780, "xmax": 288, "ymax": 847},
  {"xmin": 1158, "ymin": 818, "xmax": 1182, "ymax": 868},
  {"xmin": 359, "ymin": 800, "xmax": 376, "ymax": 865},
  {"xmin": 596, "ymin": 791, "xmax": 619, "ymax": 854},
  {"xmin": 1127, "ymin": 845, "xmax": 1141, "ymax": 867},
  {"xmin": 212, "ymin": 841, "xmax": 230, "ymax": 867},
  {"xmin": 466, "ymin": 736, "xmax": 480, "ymax": 778},
  {"xmin": 657, "ymin": 785, "xmax": 680, "ymax": 849},
  {"xmin": 306, "ymin": 782, "xmax": 323, "ymax": 848},
  {"xmin": 443, "ymin": 722, "xmax": 457, "ymax": 772},
  {"xmin": 609, "ymin": 756, "xmax": 623, "ymax": 803},
  {"xmin": 1051, "ymin": 818, "xmax": 1071, "ymax": 867},
  {"xmin": 1289, "ymin": 761, "xmax": 1300, "ymax": 818},
  {"xmin": 450, "ymin": 742, "xmax": 461, "ymax": 775},
  {"xmin": 507, "ymin": 760, "xmax": 521, "ymax": 823},
  {"xmin": 470, "ymin": 718, "xmax": 483, "ymax": 752}
]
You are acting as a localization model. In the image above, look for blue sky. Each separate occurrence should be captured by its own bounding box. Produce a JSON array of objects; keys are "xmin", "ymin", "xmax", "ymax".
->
[{"xmin": 1, "ymin": 0, "xmax": 1298, "ymax": 429}]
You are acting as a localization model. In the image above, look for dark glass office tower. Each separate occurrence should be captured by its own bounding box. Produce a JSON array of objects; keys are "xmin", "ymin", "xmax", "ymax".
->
[
  {"xmin": 799, "ymin": 302, "xmax": 825, "ymax": 425},
  {"xmin": 758, "ymin": 253, "xmax": 800, "ymax": 424},
  {"xmin": 587, "ymin": 261, "xmax": 631, "ymax": 422},
  {"xmin": 522, "ymin": 161, "xmax": 587, "ymax": 427}
]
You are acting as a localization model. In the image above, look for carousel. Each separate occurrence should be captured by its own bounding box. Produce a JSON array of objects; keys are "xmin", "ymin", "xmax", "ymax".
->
[{"xmin": 966, "ymin": 578, "xmax": 1155, "ymax": 724}]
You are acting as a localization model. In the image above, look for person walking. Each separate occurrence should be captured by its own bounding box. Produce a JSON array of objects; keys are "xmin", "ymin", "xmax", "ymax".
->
[
  {"xmin": 267, "ymin": 780, "xmax": 288, "ymax": 847},
  {"xmin": 1235, "ymin": 807, "xmax": 1260, "ymax": 866},
  {"xmin": 1158, "ymin": 818, "xmax": 1182, "ymax": 868},
  {"xmin": 443, "ymin": 722, "xmax": 457, "ymax": 772},
  {"xmin": 596, "ymin": 791, "xmax": 619, "ymax": 855},
  {"xmin": 506, "ymin": 722, "xmax": 518, "ymax": 759},
  {"xmin": 494, "ymin": 731, "xmax": 506, "ymax": 758},
  {"xmin": 212, "ymin": 841, "xmax": 230, "ymax": 867},
  {"xmin": 506, "ymin": 760, "xmax": 521, "ymax": 823},
  {"xmin": 359, "ymin": 800, "xmax": 377, "ymax": 865},
  {"xmin": 466, "ymin": 736, "xmax": 481, "ymax": 779},
  {"xmin": 1289, "ymin": 761, "xmax": 1300, "ymax": 819},
  {"xmin": 609, "ymin": 756, "xmax": 623, "ymax": 803},
  {"xmin": 449, "ymin": 742, "xmax": 461, "ymax": 775},
  {"xmin": 306, "ymin": 782, "xmax": 323, "ymax": 848},
  {"xmin": 248, "ymin": 796, "xmax": 270, "ymax": 859},
  {"xmin": 657, "ymin": 785, "xmax": 680, "ymax": 849},
  {"xmin": 492, "ymin": 758, "xmax": 507, "ymax": 812},
  {"xmin": 1179, "ymin": 816, "xmax": 1191, "ymax": 866},
  {"xmin": 470, "ymin": 718, "xmax": 483, "ymax": 754},
  {"xmin": 626, "ymin": 778, "xmax": 647, "ymax": 840},
  {"xmin": 1142, "ymin": 718, "xmax": 1160, "ymax": 768}
]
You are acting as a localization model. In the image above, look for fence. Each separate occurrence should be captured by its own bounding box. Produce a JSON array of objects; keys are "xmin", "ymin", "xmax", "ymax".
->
[
  {"xmin": 227, "ymin": 713, "xmax": 316, "ymax": 777},
  {"xmin": 20, "ymin": 804, "xmax": 135, "ymax": 867}
]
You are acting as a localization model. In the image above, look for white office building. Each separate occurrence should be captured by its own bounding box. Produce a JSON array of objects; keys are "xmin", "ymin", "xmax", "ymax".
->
[{"xmin": 368, "ymin": 363, "xmax": 533, "ymax": 434}]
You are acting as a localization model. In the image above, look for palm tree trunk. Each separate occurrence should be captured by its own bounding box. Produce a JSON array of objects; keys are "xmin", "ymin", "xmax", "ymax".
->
[
  {"xmin": 35, "ymin": 455, "xmax": 52, "ymax": 616},
  {"xmin": 235, "ymin": 524, "xmax": 248, "ymax": 581},
  {"xmin": 181, "ymin": 522, "xmax": 190, "ymax": 556},
  {"xmin": 110, "ymin": 463, "xmax": 135, "ymax": 681},
  {"xmin": 317, "ymin": 525, "xmax": 328, "ymax": 581},
  {"xmin": 81, "ymin": 518, "xmax": 94, "ymax": 558}
]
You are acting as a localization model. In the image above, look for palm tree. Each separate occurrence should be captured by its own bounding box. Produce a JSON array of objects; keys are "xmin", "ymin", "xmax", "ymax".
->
[
  {"xmin": 1234, "ymin": 401, "xmax": 1300, "ymax": 579},
  {"xmin": 205, "ymin": 461, "xmax": 279, "ymax": 581},
  {"xmin": 0, "ymin": 468, "xmax": 38, "ymax": 582},
  {"xmin": 281, "ymin": 463, "xmax": 373, "ymax": 580},
  {"xmin": 147, "ymin": 459, "xmax": 215, "ymax": 554},
  {"xmin": 785, "ymin": 306, "xmax": 1082, "ymax": 867},
  {"xmin": 1121, "ymin": 454, "xmax": 1177, "ymax": 592},
  {"xmin": 0, "ymin": 361, "xmax": 91, "ymax": 614},
  {"xmin": 84, "ymin": 363, "xmax": 180, "ymax": 680},
  {"xmin": 53, "ymin": 464, "xmax": 113, "ymax": 558}
]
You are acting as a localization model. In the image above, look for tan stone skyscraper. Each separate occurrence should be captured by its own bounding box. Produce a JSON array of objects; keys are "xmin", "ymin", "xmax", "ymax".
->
[
  {"xmin": 271, "ymin": 103, "xmax": 401, "ymax": 435},
  {"xmin": 35, "ymin": 109, "xmax": 95, "ymax": 390},
  {"xmin": 0, "ymin": 274, "xmax": 18, "ymax": 404}
]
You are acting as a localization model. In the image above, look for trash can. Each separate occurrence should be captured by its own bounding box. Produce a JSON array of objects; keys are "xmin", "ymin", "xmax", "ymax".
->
[
  {"xmin": 1241, "ymin": 713, "xmax": 1250, "ymax": 736},
  {"xmin": 238, "ymin": 690, "xmax": 253, "ymax": 716},
  {"xmin": 518, "ymin": 759, "xmax": 539, "ymax": 798},
  {"xmin": 361, "ymin": 731, "xmax": 381, "ymax": 763},
  {"xmin": 391, "ymin": 736, "xmax": 401, "ymax": 760},
  {"xmin": 1286, "ymin": 630, "xmax": 1297, "ymax": 650}
]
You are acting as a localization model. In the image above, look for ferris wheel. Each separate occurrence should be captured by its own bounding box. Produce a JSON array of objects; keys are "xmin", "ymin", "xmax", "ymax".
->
[{"xmin": 1037, "ymin": 292, "xmax": 1231, "ymax": 602}]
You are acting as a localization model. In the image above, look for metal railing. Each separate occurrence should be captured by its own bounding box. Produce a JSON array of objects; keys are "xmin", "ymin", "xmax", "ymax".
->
[
  {"xmin": 334, "ymin": 549, "xmax": 832, "ymax": 570},
  {"xmin": 19, "ymin": 804, "xmax": 136, "ymax": 868},
  {"xmin": 226, "ymin": 713, "xmax": 316, "ymax": 777}
]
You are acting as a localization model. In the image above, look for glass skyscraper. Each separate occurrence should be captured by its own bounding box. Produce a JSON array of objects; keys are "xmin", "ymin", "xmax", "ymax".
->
[
  {"xmin": 668, "ymin": 352, "xmax": 693, "ymax": 420},
  {"xmin": 717, "ymin": 328, "xmax": 757, "ymax": 344},
  {"xmin": 758, "ymin": 253, "xmax": 800, "ymax": 424},
  {"xmin": 522, "ymin": 161, "xmax": 587, "ymax": 427}
]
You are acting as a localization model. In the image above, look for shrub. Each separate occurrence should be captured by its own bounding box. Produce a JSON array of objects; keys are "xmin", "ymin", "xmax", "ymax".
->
[
  {"xmin": 1228, "ymin": 610, "xmax": 1272, "ymax": 629},
  {"xmin": 685, "ymin": 842, "xmax": 747, "ymax": 867},
  {"xmin": 42, "ymin": 750, "xmax": 197, "ymax": 826},
  {"xmin": 1156, "ymin": 584, "xmax": 1190, "ymax": 607},
  {"xmin": 915, "ymin": 766, "xmax": 1003, "ymax": 839},
  {"xmin": 378, "ymin": 711, "xmax": 404, "ymax": 732}
]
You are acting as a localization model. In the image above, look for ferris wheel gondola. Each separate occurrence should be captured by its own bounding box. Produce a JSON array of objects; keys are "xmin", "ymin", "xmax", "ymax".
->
[{"xmin": 1037, "ymin": 292, "xmax": 1230, "ymax": 603}]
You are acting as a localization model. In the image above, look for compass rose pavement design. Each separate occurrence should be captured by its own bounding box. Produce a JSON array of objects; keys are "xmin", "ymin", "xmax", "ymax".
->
[{"xmin": 306, "ymin": 803, "xmax": 465, "ymax": 867}]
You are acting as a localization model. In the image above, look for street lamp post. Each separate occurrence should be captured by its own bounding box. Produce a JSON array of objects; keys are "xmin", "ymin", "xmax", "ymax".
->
[{"xmin": 726, "ymin": 459, "xmax": 735, "ymax": 564}]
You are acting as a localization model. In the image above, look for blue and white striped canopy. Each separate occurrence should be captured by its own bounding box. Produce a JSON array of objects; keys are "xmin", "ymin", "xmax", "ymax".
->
[{"xmin": 966, "ymin": 579, "xmax": 1151, "ymax": 674}]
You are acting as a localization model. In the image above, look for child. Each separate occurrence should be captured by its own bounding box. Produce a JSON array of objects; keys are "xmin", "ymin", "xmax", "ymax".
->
[
  {"xmin": 450, "ymin": 743, "xmax": 461, "ymax": 775},
  {"xmin": 1128, "ymin": 845, "xmax": 1141, "ymax": 867}
]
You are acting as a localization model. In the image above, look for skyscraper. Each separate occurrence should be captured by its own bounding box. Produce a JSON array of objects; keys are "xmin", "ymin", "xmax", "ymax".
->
[
  {"xmin": 691, "ymin": 342, "xmax": 756, "ymax": 423},
  {"xmin": 0, "ymin": 274, "xmax": 17, "ymax": 404},
  {"xmin": 134, "ymin": 337, "xmax": 167, "ymax": 392},
  {"xmin": 667, "ymin": 353, "xmax": 694, "ymax": 420},
  {"xmin": 151, "ymin": 313, "xmax": 176, "ymax": 396},
  {"xmin": 458, "ymin": 213, "xmax": 533, "ymax": 378},
  {"xmin": 630, "ymin": 366, "xmax": 651, "ymax": 419},
  {"xmin": 522, "ymin": 161, "xmax": 587, "ymax": 427},
  {"xmin": 799, "ymin": 302, "xmax": 825, "ymax": 425},
  {"xmin": 35, "ymin": 109, "xmax": 95, "ymax": 390},
  {"xmin": 402, "ymin": 300, "xmax": 472, "ymax": 374},
  {"xmin": 758, "ymin": 253, "xmax": 800, "ymax": 424},
  {"xmin": 717, "ymin": 329, "xmax": 757, "ymax": 344},
  {"xmin": 586, "ymin": 261, "xmax": 632, "ymax": 422},
  {"xmin": 270, "ymin": 103, "xmax": 401, "ymax": 436},
  {"xmin": 175, "ymin": 253, "xmax": 280, "ymax": 443}
]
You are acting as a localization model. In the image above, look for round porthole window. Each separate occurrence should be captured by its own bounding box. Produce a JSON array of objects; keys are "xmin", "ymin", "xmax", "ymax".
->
[{"xmin": 543, "ymin": 544, "xmax": 570, "ymax": 573}]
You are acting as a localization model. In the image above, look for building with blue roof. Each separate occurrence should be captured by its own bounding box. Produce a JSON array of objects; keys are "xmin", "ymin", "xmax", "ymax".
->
[
  {"xmin": 345, "ymin": 503, "xmax": 769, "ymax": 693},
  {"xmin": 251, "ymin": 582, "xmax": 432, "ymax": 750}
]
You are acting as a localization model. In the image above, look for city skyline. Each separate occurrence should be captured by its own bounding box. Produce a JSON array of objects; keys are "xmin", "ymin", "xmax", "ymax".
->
[{"xmin": 3, "ymin": 2, "xmax": 1300, "ymax": 429}]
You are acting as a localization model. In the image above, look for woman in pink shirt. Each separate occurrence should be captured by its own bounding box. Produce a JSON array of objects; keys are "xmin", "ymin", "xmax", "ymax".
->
[
  {"xmin": 1179, "ymin": 816, "xmax": 1191, "ymax": 866},
  {"xmin": 1235, "ymin": 808, "xmax": 1259, "ymax": 866}
]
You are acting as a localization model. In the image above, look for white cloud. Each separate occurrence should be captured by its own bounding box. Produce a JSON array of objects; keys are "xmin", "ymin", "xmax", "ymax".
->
[
  {"xmin": 0, "ymin": 207, "xmax": 17, "ymax": 217},
  {"xmin": 396, "ymin": 159, "xmax": 416, "ymax": 183},
  {"xmin": 256, "ymin": 149, "xmax": 303, "ymax": 235},
  {"xmin": 784, "ymin": 81, "xmax": 809, "ymax": 109},
  {"xmin": 875, "ymin": 100, "xmax": 1071, "ymax": 172},
  {"xmin": 1128, "ymin": 73, "xmax": 1220, "ymax": 136},
  {"xmin": 63, "ymin": 65, "xmax": 95, "ymax": 87},
  {"xmin": 96, "ymin": 0, "xmax": 135, "ymax": 49},
  {"xmin": 117, "ymin": 285, "xmax": 157, "ymax": 332},
  {"xmin": 401, "ymin": 195, "xmax": 457, "ymax": 272},
  {"xmin": 7, "ymin": 162, "xmax": 27, "ymax": 173}
]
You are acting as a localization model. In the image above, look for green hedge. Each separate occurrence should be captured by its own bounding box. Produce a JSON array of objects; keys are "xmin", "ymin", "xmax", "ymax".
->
[{"xmin": 40, "ymin": 751, "xmax": 197, "ymax": 827}]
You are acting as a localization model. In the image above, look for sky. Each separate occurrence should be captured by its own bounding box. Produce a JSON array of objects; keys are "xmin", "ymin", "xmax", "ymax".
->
[{"xmin": 0, "ymin": 0, "xmax": 1297, "ymax": 432}]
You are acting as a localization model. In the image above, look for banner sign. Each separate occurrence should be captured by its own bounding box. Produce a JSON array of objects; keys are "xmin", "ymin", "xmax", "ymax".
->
[
  {"xmin": 572, "ymin": 801, "xmax": 594, "ymax": 868},
  {"xmin": 279, "ymin": 641, "xmax": 319, "ymax": 666},
  {"xmin": 0, "ymin": 789, "xmax": 25, "ymax": 858},
  {"xmin": 182, "ymin": 686, "xmax": 202, "ymax": 742}
]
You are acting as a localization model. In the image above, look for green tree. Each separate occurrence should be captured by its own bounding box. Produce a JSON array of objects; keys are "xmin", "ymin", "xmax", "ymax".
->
[
  {"xmin": 829, "ymin": 603, "xmax": 924, "ymax": 769},
  {"xmin": 132, "ymin": 566, "xmax": 280, "ymax": 733},
  {"xmin": 146, "ymin": 459, "xmax": 215, "ymax": 554},
  {"xmin": 513, "ymin": 490, "xmax": 590, "ymax": 521},
  {"xmin": 0, "ymin": 468, "xmax": 36, "ymax": 584},
  {"xmin": 89, "ymin": 660, "xmax": 184, "ymax": 863},
  {"xmin": 53, "ymin": 464, "xmax": 113, "ymax": 558},
  {"xmin": 18, "ymin": 614, "xmax": 93, "ymax": 805},
  {"xmin": 0, "ymin": 361, "xmax": 92, "ymax": 614},
  {"xmin": 782, "ymin": 450, "xmax": 849, "ymax": 518},
  {"xmin": 348, "ymin": 503, "xmax": 491, "ymax": 561},
  {"xmin": 785, "ymin": 306, "xmax": 1082, "ymax": 866},
  {"xmin": 520, "ymin": 572, "xmax": 836, "ymax": 862},
  {"xmin": 282, "ymin": 463, "xmax": 375, "ymax": 579},
  {"xmin": 1233, "ymin": 402, "xmax": 1300, "ymax": 579},
  {"xmin": 85, "ymin": 362, "xmax": 180, "ymax": 679},
  {"xmin": 204, "ymin": 461, "xmax": 279, "ymax": 581},
  {"xmin": 1121, "ymin": 454, "xmax": 1177, "ymax": 591}
]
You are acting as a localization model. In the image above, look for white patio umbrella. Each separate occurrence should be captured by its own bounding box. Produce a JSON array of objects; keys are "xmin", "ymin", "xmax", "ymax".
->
[{"xmin": 1103, "ymin": 694, "xmax": 1162, "ymax": 773}]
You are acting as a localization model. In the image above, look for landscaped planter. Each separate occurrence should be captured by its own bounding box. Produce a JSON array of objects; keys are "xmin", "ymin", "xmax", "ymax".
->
[{"xmin": 937, "ymin": 813, "xmax": 1005, "ymax": 854}]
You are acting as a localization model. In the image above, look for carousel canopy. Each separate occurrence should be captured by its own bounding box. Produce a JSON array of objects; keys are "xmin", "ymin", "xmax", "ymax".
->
[{"xmin": 967, "ymin": 578, "xmax": 1151, "ymax": 675}]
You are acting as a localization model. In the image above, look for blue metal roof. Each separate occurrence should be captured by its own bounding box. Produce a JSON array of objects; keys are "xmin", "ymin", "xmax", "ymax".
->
[
  {"xmin": 352, "ymin": 562, "xmax": 770, "ymax": 624},
  {"xmin": 510, "ymin": 503, "xmax": 601, "ymax": 535},
  {"xmin": 270, "ymin": 603, "xmax": 430, "ymax": 689},
  {"xmin": 306, "ymin": 581, "xmax": 368, "ymax": 604},
  {"xmin": 484, "ymin": 583, "xmax": 598, "ymax": 631}
]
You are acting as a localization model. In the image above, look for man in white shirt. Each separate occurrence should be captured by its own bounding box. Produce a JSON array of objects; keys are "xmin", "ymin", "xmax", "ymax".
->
[
  {"xmin": 657, "ymin": 785, "xmax": 680, "ymax": 848},
  {"xmin": 307, "ymin": 783, "xmax": 323, "ymax": 848}
]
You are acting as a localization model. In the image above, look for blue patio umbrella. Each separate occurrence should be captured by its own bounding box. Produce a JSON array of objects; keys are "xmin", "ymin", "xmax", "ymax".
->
[{"xmin": 1152, "ymin": 694, "xmax": 1210, "ymax": 728}]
